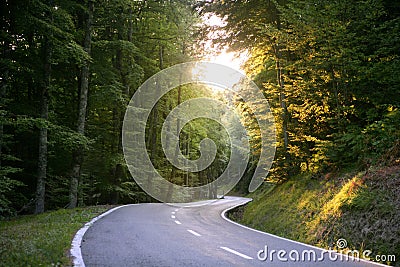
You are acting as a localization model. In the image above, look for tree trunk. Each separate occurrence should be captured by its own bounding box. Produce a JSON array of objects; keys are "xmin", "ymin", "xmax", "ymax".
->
[
  {"xmin": 0, "ymin": 13, "xmax": 8, "ymax": 168},
  {"xmin": 128, "ymin": 5, "xmax": 133, "ymax": 43},
  {"xmin": 274, "ymin": 44, "xmax": 290, "ymax": 162},
  {"xmin": 0, "ymin": 69, "xmax": 7, "ymax": 169},
  {"xmin": 166, "ymin": 81, "xmax": 181, "ymax": 202},
  {"xmin": 165, "ymin": 42, "xmax": 185, "ymax": 202},
  {"xmin": 69, "ymin": 0, "xmax": 93, "ymax": 208},
  {"xmin": 329, "ymin": 63, "xmax": 342, "ymax": 131},
  {"xmin": 147, "ymin": 45, "xmax": 164, "ymax": 194},
  {"xmin": 149, "ymin": 45, "xmax": 163, "ymax": 160},
  {"xmin": 35, "ymin": 35, "xmax": 51, "ymax": 214},
  {"xmin": 273, "ymin": 17, "xmax": 290, "ymax": 163}
]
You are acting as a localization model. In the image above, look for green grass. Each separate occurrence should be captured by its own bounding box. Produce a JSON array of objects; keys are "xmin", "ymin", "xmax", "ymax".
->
[
  {"xmin": 242, "ymin": 173, "xmax": 341, "ymax": 241},
  {"xmin": 238, "ymin": 167, "xmax": 400, "ymax": 266},
  {"xmin": 0, "ymin": 205, "xmax": 112, "ymax": 267}
]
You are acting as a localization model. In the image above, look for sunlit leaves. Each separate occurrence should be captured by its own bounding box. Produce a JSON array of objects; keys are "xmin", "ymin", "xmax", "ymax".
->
[{"xmin": 199, "ymin": 0, "xmax": 400, "ymax": 180}]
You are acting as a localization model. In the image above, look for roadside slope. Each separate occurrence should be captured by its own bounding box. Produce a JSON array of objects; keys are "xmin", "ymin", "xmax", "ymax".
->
[{"xmin": 235, "ymin": 166, "xmax": 400, "ymax": 266}]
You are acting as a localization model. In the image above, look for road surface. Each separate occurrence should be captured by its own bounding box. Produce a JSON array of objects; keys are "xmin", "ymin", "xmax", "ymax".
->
[{"xmin": 79, "ymin": 196, "xmax": 386, "ymax": 266}]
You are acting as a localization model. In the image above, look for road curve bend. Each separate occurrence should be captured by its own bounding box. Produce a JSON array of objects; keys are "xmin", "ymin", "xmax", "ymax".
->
[{"xmin": 74, "ymin": 196, "xmax": 387, "ymax": 267}]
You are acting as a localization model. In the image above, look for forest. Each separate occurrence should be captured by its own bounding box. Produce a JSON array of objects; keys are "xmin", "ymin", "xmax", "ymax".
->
[{"xmin": 1, "ymin": 0, "xmax": 399, "ymax": 217}]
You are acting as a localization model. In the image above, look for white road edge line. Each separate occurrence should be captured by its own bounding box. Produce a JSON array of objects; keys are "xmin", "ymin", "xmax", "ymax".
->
[
  {"xmin": 174, "ymin": 220, "xmax": 182, "ymax": 225},
  {"xmin": 220, "ymin": 197, "xmax": 389, "ymax": 267},
  {"xmin": 220, "ymin": 246, "xmax": 253, "ymax": 260},
  {"xmin": 171, "ymin": 215, "xmax": 176, "ymax": 219},
  {"xmin": 187, "ymin": 229, "xmax": 201, "ymax": 237},
  {"xmin": 70, "ymin": 204, "xmax": 140, "ymax": 267}
]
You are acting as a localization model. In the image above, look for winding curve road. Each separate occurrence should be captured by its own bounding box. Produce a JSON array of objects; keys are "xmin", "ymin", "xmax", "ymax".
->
[{"xmin": 76, "ymin": 196, "xmax": 387, "ymax": 266}]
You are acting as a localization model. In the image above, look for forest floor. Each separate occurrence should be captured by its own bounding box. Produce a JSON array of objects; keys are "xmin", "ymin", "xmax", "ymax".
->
[
  {"xmin": 0, "ymin": 205, "xmax": 112, "ymax": 267},
  {"xmin": 231, "ymin": 164, "xmax": 400, "ymax": 266}
]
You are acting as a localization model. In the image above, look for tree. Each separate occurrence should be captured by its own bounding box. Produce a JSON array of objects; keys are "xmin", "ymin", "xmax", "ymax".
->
[
  {"xmin": 68, "ymin": 0, "xmax": 93, "ymax": 209},
  {"xmin": 35, "ymin": 0, "xmax": 53, "ymax": 214},
  {"xmin": 197, "ymin": 0, "xmax": 400, "ymax": 181}
]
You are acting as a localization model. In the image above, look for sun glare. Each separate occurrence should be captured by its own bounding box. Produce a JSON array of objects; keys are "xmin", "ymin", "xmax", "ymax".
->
[
  {"xmin": 196, "ymin": 14, "xmax": 249, "ymax": 93},
  {"xmin": 212, "ymin": 50, "xmax": 248, "ymax": 73},
  {"xmin": 202, "ymin": 14, "xmax": 248, "ymax": 73}
]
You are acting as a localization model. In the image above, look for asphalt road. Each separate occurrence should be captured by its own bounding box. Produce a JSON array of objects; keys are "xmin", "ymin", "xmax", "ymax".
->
[{"xmin": 80, "ymin": 196, "xmax": 386, "ymax": 266}]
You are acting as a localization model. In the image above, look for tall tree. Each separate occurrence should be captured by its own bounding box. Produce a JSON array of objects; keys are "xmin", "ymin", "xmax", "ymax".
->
[
  {"xmin": 35, "ymin": 0, "xmax": 53, "ymax": 214},
  {"xmin": 68, "ymin": 0, "xmax": 94, "ymax": 208}
]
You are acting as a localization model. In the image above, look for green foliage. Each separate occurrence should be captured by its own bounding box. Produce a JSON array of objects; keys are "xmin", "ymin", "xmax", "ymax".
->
[
  {"xmin": 3, "ymin": 0, "xmax": 399, "ymax": 215},
  {"xmin": 330, "ymin": 108, "xmax": 400, "ymax": 167},
  {"xmin": 1, "ymin": 0, "xmax": 200, "ymax": 211},
  {"xmin": 0, "ymin": 171, "xmax": 24, "ymax": 218},
  {"xmin": 200, "ymin": 0, "xmax": 400, "ymax": 182},
  {"xmin": 115, "ymin": 182, "xmax": 148, "ymax": 203},
  {"xmin": 49, "ymin": 124, "xmax": 92, "ymax": 152},
  {"xmin": 147, "ymin": 84, "xmax": 233, "ymax": 194}
]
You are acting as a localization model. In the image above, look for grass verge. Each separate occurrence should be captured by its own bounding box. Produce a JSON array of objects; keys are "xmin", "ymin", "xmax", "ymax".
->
[
  {"xmin": 0, "ymin": 205, "xmax": 113, "ymax": 267},
  {"xmin": 236, "ymin": 166, "xmax": 400, "ymax": 266}
]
